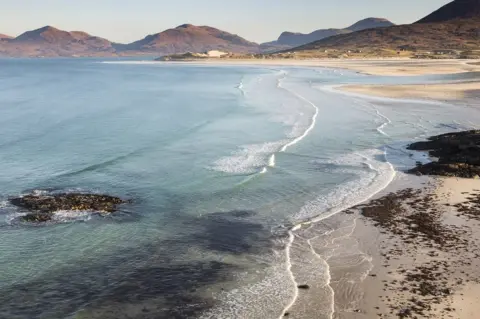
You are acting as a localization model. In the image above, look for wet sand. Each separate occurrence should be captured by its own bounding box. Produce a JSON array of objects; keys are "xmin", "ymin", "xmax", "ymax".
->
[
  {"xmin": 340, "ymin": 82, "xmax": 480, "ymax": 101},
  {"xmin": 185, "ymin": 59, "xmax": 480, "ymax": 76},
  {"xmin": 337, "ymin": 176, "xmax": 480, "ymax": 319}
]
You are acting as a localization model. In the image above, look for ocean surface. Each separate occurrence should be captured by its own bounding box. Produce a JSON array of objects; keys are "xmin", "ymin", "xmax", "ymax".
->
[{"xmin": 0, "ymin": 58, "xmax": 478, "ymax": 319}]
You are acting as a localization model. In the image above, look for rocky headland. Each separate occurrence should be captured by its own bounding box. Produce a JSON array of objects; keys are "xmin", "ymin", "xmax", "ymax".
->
[{"xmin": 408, "ymin": 130, "xmax": 480, "ymax": 178}]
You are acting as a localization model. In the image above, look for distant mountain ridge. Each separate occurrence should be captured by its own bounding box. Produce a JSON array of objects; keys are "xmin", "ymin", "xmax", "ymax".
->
[
  {"xmin": 0, "ymin": 24, "xmax": 259, "ymax": 57},
  {"xmin": 0, "ymin": 34, "xmax": 12, "ymax": 40},
  {"xmin": 0, "ymin": 26, "xmax": 116, "ymax": 57},
  {"xmin": 288, "ymin": 0, "xmax": 480, "ymax": 53},
  {"xmin": 263, "ymin": 18, "xmax": 395, "ymax": 49},
  {"xmin": 121, "ymin": 24, "xmax": 259, "ymax": 55}
]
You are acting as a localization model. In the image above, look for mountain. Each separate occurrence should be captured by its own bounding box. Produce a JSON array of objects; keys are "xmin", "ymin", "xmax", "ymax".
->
[
  {"xmin": 122, "ymin": 24, "xmax": 259, "ymax": 55},
  {"xmin": 416, "ymin": 0, "xmax": 480, "ymax": 23},
  {"xmin": 347, "ymin": 18, "xmax": 395, "ymax": 31},
  {"xmin": 263, "ymin": 18, "xmax": 395, "ymax": 49},
  {"xmin": 0, "ymin": 26, "xmax": 116, "ymax": 57},
  {"xmin": 0, "ymin": 24, "xmax": 260, "ymax": 57},
  {"xmin": 288, "ymin": 0, "xmax": 480, "ymax": 54},
  {"xmin": 0, "ymin": 34, "xmax": 12, "ymax": 40}
]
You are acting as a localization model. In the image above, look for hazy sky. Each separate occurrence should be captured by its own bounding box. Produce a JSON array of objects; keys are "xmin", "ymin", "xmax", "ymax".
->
[{"xmin": 2, "ymin": 0, "xmax": 451, "ymax": 43}]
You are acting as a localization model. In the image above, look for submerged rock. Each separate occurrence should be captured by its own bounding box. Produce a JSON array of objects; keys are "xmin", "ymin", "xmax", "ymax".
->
[
  {"xmin": 407, "ymin": 130, "xmax": 480, "ymax": 178},
  {"xmin": 9, "ymin": 193, "xmax": 127, "ymax": 222}
]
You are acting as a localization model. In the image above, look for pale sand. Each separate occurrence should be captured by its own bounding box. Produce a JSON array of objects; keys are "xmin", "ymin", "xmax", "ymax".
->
[
  {"xmin": 190, "ymin": 58, "xmax": 480, "ymax": 76},
  {"xmin": 451, "ymin": 284, "xmax": 480, "ymax": 318},
  {"xmin": 433, "ymin": 178, "xmax": 480, "ymax": 319},
  {"xmin": 334, "ymin": 176, "xmax": 480, "ymax": 319},
  {"xmin": 436, "ymin": 177, "xmax": 480, "ymax": 205},
  {"xmin": 340, "ymin": 82, "xmax": 480, "ymax": 100}
]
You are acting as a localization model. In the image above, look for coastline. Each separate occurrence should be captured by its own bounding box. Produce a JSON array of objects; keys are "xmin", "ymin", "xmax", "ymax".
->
[
  {"xmin": 262, "ymin": 59, "xmax": 480, "ymax": 318},
  {"xmin": 161, "ymin": 58, "xmax": 480, "ymax": 76},
  {"xmin": 340, "ymin": 175, "xmax": 480, "ymax": 319},
  {"xmin": 161, "ymin": 58, "xmax": 480, "ymax": 101}
]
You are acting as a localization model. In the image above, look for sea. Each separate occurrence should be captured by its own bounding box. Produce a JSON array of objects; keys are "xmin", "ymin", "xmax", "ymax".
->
[{"xmin": 0, "ymin": 58, "xmax": 478, "ymax": 319}]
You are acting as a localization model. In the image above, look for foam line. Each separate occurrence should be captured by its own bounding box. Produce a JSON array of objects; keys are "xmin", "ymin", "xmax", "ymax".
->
[
  {"xmin": 280, "ymin": 147, "xmax": 396, "ymax": 315},
  {"xmin": 268, "ymin": 154, "xmax": 276, "ymax": 167},
  {"xmin": 306, "ymin": 238, "xmax": 335, "ymax": 319},
  {"xmin": 374, "ymin": 108, "xmax": 392, "ymax": 137},
  {"xmin": 277, "ymin": 76, "xmax": 319, "ymax": 153},
  {"xmin": 278, "ymin": 230, "xmax": 299, "ymax": 319}
]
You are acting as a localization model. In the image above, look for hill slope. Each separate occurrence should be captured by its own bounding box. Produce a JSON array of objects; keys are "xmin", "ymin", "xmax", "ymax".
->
[
  {"xmin": 416, "ymin": 0, "xmax": 480, "ymax": 23},
  {"xmin": 0, "ymin": 34, "xmax": 12, "ymax": 40},
  {"xmin": 0, "ymin": 26, "xmax": 116, "ymax": 57},
  {"xmin": 263, "ymin": 18, "xmax": 394, "ymax": 49},
  {"xmin": 123, "ymin": 24, "xmax": 259, "ymax": 55},
  {"xmin": 288, "ymin": 0, "xmax": 480, "ymax": 54},
  {"xmin": 347, "ymin": 18, "xmax": 395, "ymax": 31}
]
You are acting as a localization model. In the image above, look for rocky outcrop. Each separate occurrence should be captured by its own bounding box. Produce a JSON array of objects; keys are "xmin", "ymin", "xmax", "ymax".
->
[
  {"xmin": 10, "ymin": 193, "xmax": 127, "ymax": 222},
  {"xmin": 407, "ymin": 130, "xmax": 480, "ymax": 178}
]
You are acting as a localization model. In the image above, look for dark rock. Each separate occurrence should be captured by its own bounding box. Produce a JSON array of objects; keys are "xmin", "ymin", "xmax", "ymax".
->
[
  {"xmin": 297, "ymin": 284, "xmax": 310, "ymax": 290},
  {"xmin": 407, "ymin": 130, "xmax": 480, "ymax": 178},
  {"xmin": 22, "ymin": 212, "xmax": 53, "ymax": 222},
  {"xmin": 284, "ymin": 312, "xmax": 290, "ymax": 317},
  {"xmin": 9, "ymin": 192, "xmax": 127, "ymax": 222}
]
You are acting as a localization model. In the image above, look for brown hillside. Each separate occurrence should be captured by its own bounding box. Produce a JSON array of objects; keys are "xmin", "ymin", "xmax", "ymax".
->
[
  {"xmin": 416, "ymin": 0, "xmax": 480, "ymax": 23},
  {"xmin": 0, "ymin": 26, "xmax": 115, "ymax": 57},
  {"xmin": 289, "ymin": 0, "xmax": 480, "ymax": 54},
  {"xmin": 124, "ymin": 24, "xmax": 259, "ymax": 55},
  {"xmin": 291, "ymin": 19, "xmax": 480, "ymax": 52},
  {"xmin": 0, "ymin": 34, "xmax": 12, "ymax": 40},
  {"xmin": 263, "ymin": 17, "xmax": 394, "ymax": 49}
]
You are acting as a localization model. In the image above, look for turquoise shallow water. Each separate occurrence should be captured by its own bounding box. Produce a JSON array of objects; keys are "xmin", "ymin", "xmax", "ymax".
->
[{"xmin": 0, "ymin": 59, "xmax": 478, "ymax": 319}]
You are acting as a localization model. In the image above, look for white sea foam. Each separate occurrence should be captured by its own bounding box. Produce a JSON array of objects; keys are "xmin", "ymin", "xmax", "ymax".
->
[
  {"xmin": 278, "ymin": 230, "xmax": 299, "ymax": 319},
  {"xmin": 212, "ymin": 141, "xmax": 286, "ymax": 174},
  {"xmin": 268, "ymin": 154, "xmax": 276, "ymax": 167},
  {"xmin": 279, "ymin": 148, "xmax": 396, "ymax": 316},
  {"xmin": 236, "ymin": 78, "xmax": 246, "ymax": 96},
  {"xmin": 52, "ymin": 210, "xmax": 93, "ymax": 223},
  {"xmin": 199, "ymin": 263, "xmax": 295, "ymax": 319},
  {"xmin": 212, "ymin": 70, "xmax": 319, "ymax": 175},
  {"xmin": 295, "ymin": 148, "xmax": 395, "ymax": 223},
  {"xmin": 277, "ymin": 75, "xmax": 319, "ymax": 153},
  {"xmin": 374, "ymin": 108, "xmax": 392, "ymax": 137}
]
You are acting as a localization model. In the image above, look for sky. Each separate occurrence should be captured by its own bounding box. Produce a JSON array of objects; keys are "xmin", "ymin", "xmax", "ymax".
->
[{"xmin": 1, "ymin": 0, "xmax": 451, "ymax": 43}]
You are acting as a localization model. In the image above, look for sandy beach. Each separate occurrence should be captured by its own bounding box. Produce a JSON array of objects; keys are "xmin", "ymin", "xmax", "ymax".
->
[
  {"xmin": 192, "ymin": 58, "xmax": 480, "ymax": 76},
  {"xmin": 339, "ymin": 82, "xmax": 480, "ymax": 101},
  {"xmin": 339, "ymin": 176, "xmax": 480, "ymax": 319},
  {"xmin": 244, "ymin": 58, "xmax": 480, "ymax": 318},
  {"xmin": 185, "ymin": 58, "xmax": 480, "ymax": 100}
]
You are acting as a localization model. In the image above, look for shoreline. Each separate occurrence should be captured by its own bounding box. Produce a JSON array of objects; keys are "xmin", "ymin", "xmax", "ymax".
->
[
  {"xmin": 339, "ymin": 82, "xmax": 480, "ymax": 101},
  {"xmin": 157, "ymin": 58, "xmax": 480, "ymax": 76},
  {"xmin": 271, "ymin": 60, "xmax": 480, "ymax": 318},
  {"xmin": 346, "ymin": 175, "xmax": 480, "ymax": 319}
]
